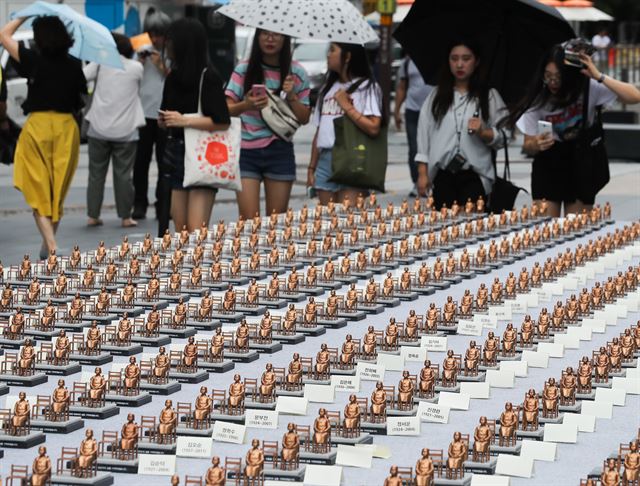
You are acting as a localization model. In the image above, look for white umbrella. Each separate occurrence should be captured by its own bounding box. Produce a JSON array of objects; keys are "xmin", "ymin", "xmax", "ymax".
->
[
  {"xmin": 556, "ymin": 6, "xmax": 613, "ymax": 22},
  {"xmin": 218, "ymin": 0, "xmax": 378, "ymax": 45},
  {"xmin": 365, "ymin": 4, "xmax": 412, "ymax": 25}
]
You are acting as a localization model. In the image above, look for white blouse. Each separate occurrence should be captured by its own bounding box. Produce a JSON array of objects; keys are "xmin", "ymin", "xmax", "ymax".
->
[{"xmin": 415, "ymin": 87, "xmax": 509, "ymax": 193}]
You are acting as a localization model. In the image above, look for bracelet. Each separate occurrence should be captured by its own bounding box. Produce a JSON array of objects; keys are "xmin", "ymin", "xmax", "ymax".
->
[
  {"xmin": 598, "ymin": 73, "xmax": 606, "ymax": 84},
  {"xmin": 308, "ymin": 166, "xmax": 316, "ymax": 171}
]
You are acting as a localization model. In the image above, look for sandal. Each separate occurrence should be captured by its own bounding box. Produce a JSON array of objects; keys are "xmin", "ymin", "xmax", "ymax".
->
[
  {"xmin": 122, "ymin": 218, "xmax": 138, "ymax": 228},
  {"xmin": 87, "ymin": 218, "xmax": 103, "ymax": 227}
]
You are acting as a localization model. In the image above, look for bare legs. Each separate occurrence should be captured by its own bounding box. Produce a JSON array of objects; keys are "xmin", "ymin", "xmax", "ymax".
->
[
  {"xmin": 317, "ymin": 188, "xmax": 367, "ymax": 206},
  {"xmin": 171, "ymin": 188, "xmax": 216, "ymax": 233},
  {"xmin": 34, "ymin": 212, "xmax": 59, "ymax": 257},
  {"xmin": 236, "ymin": 178, "xmax": 294, "ymax": 219},
  {"xmin": 533, "ymin": 199, "xmax": 591, "ymax": 218}
]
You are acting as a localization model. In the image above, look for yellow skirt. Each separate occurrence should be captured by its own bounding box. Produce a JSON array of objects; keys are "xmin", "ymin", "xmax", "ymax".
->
[{"xmin": 13, "ymin": 112, "xmax": 80, "ymax": 222}]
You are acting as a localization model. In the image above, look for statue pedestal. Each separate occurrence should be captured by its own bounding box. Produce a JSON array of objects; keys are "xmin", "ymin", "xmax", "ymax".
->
[
  {"xmin": 185, "ymin": 319, "xmax": 221, "ymax": 331},
  {"xmin": 394, "ymin": 291, "xmax": 419, "ymax": 301},
  {"xmin": 224, "ymin": 350, "xmax": 260, "ymax": 363},
  {"xmin": 199, "ymin": 360, "xmax": 235, "ymax": 373},
  {"xmin": 25, "ymin": 328, "xmax": 59, "ymax": 340},
  {"xmin": 69, "ymin": 352, "xmax": 113, "ymax": 367},
  {"xmin": 297, "ymin": 325, "xmax": 327, "ymax": 337},
  {"xmin": 69, "ymin": 404, "xmax": 120, "ymax": 420},
  {"xmin": 140, "ymin": 380, "xmax": 182, "ymax": 395},
  {"xmin": 210, "ymin": 311, "xmax": 245, "ymax": 323},
  {"xmin": 0, "ymin": 336, "xmax": 28, "ymax": 349},
  {"xmin": 299, "ymin": 449, "xmax": 337, "ymax": 465},
  {"xmin": 81, "ymin": 314, "xmax": 117, "ymax": 324},
  {"xmin": 168, "ymin": 369, "xmax": 209, "ymax": 384},
  {"xmin": 35, "ymin": 362, "xmax": 82, "ymax": 376},
  {"xmin": 377, "ymin": 296, "xmax": 402, "ymax": 307},
  {"xmin": 235, "ymin": 304, "xmax": 267, "ymax": 316},
  {"xmin": 331, "ymin": 432, "xmax": 373, "ymax": 446},
  {"xmin": 244, "ymin": 399, "xmax": 277, "ymax": 411},
  {"xmin": 297, "ymin": 286, "xmax": 325, "ymax": 297},
  {"xmin": 432, "ymin": 473, "xmax": 473, "ymax": 485},
  {"xmin": 131, "ymin": 334, "xmax": 171, "ymax": 347},
  {"xmin": 318, "ymin": 317, "xmax": 349, "ymax": 328},
  {"xmin": 96, "ymin": 457, "xmax": 139, "ymax": 474},
  {"xmin": 51, "ymin": 472, "xmax": 114, "ymax": 486},
  {"xmin": 157, "ymin": 293, "xmax": 191, "ymax": 304},
  {"xmin": 101, "ymin": 344, "xmax": 143, "ymax": 356},
  {"xmin": 158, "ymin": 327, "xmax": 197, "ymax": 339},
  {"xmin": 356, "ymin": 303, "xmax": 385, "ymax": 315},
  {"xmin": 0, "ymin": 430, "xmax": 46, "ymax": 448},
  {"xmin": 272, "ymin": 332, "xmax": 306, "ymax": 345},
  {"xmin": 249, "ymin": 341, "xmax": 283, "ymax": 354},
  {"xmin": 109, "ymin": 307, "xmax": 145, "ymax": 318},
  {"xmin": 0, "ymin": 372, "xmax": 48, "ymax": 387},
  {"xmin": 105, "ymin": 392, "xmax": 152, "ymax": 408},
  {"xmin": 138, "ymin": 441, "xmax": 177, "ymax": 455},
  {"xmin": 31, "ymin": 417, "xmax": 85, "ymax": 434},
  {"xmin": 0, "ymin": 383, "xmax": 8, "ymax": 395},
  {"xmin": 457, "ymin": 372, "xmax": 487, "ymax": 383}
]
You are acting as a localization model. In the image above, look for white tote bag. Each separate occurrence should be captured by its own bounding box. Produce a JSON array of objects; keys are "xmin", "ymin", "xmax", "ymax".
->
[{"xmin": 183, "ymin": 69, "xmax": 242, "ymax": 191}]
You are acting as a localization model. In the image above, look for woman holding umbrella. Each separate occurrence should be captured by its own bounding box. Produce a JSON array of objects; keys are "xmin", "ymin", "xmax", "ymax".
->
[
  {"xmin": 0, "ymin": 16, "xmax": 87, "ymax": 258},
  {"xmin": 505, "ymin": 44, "xmax": 640, "ymax": 217},
  {"xmin": 415, "ymin": 39, "xmax": 508, "ymax": 208}
]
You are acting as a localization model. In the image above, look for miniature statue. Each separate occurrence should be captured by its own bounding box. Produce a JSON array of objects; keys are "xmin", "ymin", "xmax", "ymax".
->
[
  {"xmin": 75, "ymin": 429, "xmax": 98, "ymax": 477},
  {"xmin": 447, "ymin": 431, "xmax": 467, "ymax": 479},
  {"xmin": 31, "ymin": 446, "xmax": 52, "ymax": 486}
]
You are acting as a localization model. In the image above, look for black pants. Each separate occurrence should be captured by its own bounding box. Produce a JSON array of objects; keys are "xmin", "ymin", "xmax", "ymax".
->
[
  {"xmin": 133, "ymin": 118, "xmax": 167, "ymax": 209},
  {"xmin": 405, "ymin": 109, "xmax": 420, "ymax": 183},
  {"xmin": 433, "ymin": 168, "xmax": 486, "ymax": 210}
]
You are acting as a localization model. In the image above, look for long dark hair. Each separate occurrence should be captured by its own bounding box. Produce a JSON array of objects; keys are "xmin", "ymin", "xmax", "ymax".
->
[
  {"xmin": 431, "ymin": 39, "xmax": 489, "ymax": 126},
  {"xmin": 166, "ymin": 18, "xmax": 210, "ymax": 88},
  {"xmin": 501, "ymin": 45, "xmax": 586, "ymax": 129},
  {"xmin": 33, "ymin": 16, "xmax": 74, "ymax": 57},
  {"xmin": 243, "ymin": 29, "xmax": 292, "ymax": 93},
  {"xmin": 319, "ymin": 42, "xmax": 387, "ymax": 126}
]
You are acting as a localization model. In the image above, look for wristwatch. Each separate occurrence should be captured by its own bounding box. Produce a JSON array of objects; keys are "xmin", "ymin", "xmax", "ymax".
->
[{"xmin": 597, "ymin": 73, "xmax": 606, "ymax": 83}]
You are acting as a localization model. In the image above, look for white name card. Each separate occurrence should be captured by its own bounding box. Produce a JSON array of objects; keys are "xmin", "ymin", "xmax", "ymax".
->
[
  {"xmin": 401, "ymin": 346, "xmax": 428, "ymax": 362},
  {"xmin": 520, "ymin": 439, "xmax": 557, "ymax": 461},
  {"xmin": 553, "ymin": 333, "xmax": 580, "ymax": 349},
  {"xmin": 521, "ymin": 350, "xmax": 549, "ymax": 368},
  {"xmin": 459, "ymin": 382, "xmax": 491, "ymax": 399},
  {"xmin": 438, "ymin": 392, "xmax": 470, "ymax": 410},
  {"xmin": 245, "ymin": 409, "xmax": 279, "ymax": 429},
  {"xmin": 376, "ymin": 353, "xmax": 404, "ymax": 371},
  {"xmin": 335, "ymin": 445, "xmax": 373, "ymax": 468},
  {"xmin": 520, "ymin": 293, "xmax": 539, "ymax": 307},
  {"xmin": 612, "ymin": 377, "xmax": 640, "ymax": 395},
  {"xmin": 212, "ymin": 420, "xmax": 246, "ymax": 444},
  {"xmin": 356, "ymin": 362, "xmax": 385, "ymax": 382},
  {"xmin": 474, "ymin": 314, "xmax": 498, "ymax": 329},
  {"xmin": 495, "ymin": 454, "xmax": 534, "ymax": 478},
  {"xmin": 499, "ymin": 360, "xmax": 528, "ymax": 377},
  {"xmin": 420, "ymin": 335, "xmax": 448, "ymax": 351},
  {"xmin": 593, "ymin": 309, "xmax": 617, "ymax": 326},
  {"xmin": 304, "ymin": 384, "xmax": 335, "ymax": 403},
  {"xmin": 489, "ymin": 306, "xmax": 512, "ymax": 320},
  {"xmin": 330, "ymin": 375, "xmax": 360, "ymax": 393},
  {"xmin": 537, "ymin": 342, "xmax": 564, "ymax": 358},
  {"xmin": 457, "ymin": 319, "xmax": 483, "ymax": 336},
  {"xmin": 581, "ymin": 400, "xmax": 613, "ymax": 419},
  {"xmin": 486, "ymin": 370, "xmax": 515, "ymax": 388},
  {"xmin": 543, "ymin": 423, "xmax": 578, "ymax": 443},
  {"xmin": 387, "ymin": 415, "xmax": 421, "ymax": 436},
  {"xmin": 507, "ymin": 300, "xmax": 527, "ymax": 314},
  {"xmin": 355, "ymin": 443, "xmax": 392, "ymax": 459},
  {"xmin": 595, "ymin": 387, "xmax": 626, "ymax": 406},
  {"xmin": 416, "ymin": 402, "xmax": 450, "ymax": 423},
  {"xmin": 303, "ymin": 465, "xmax": 342, "ymax": 486},
  {"xmin": 176, "ymin": 436, "xmax": 213, "ymax": 458},
  {"xmin": 566, "ymin": 326, "xmax": 592, "ymax": 341},
  {"xmin": 547, "ymin": 282, "xmax": 564, "ymax": 295},
  {"xmin": 562, "ymin": 412, "xmax": 596, "ymax": 433},
  {"xmin": 138, "ymin": 454, "xmax": 176, "ymax": 476},
  {"xmin": 535, "ymin": 287, "xmax": 552, "ymax": 302},
  {"xmin": 611, "ymin": 303, "xmax": 628, "ymax": 318},
  {"xmin": 275, "ymin": 396, "xmax": 308, "ymax": 415},
  {"xmin": 558, "ymin": 276, "xmax": 578, "ymax": 290},
  {"xmin": 471, "ymin": 475, "xmax": 511, "ymax": 486},
  {"xmin": 581, "ymin": 318, "xmax": 606, "ymax": 333}
]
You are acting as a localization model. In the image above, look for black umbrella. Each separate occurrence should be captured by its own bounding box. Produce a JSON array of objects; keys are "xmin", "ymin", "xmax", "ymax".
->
[{"xmin": 393, "ymin": 0, "xmax": 575, "ymax": 104}]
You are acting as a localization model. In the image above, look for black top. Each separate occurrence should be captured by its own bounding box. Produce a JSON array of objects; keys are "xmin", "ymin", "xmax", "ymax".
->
[
  {"xmin": 161, "ymin": 67, "xmax": 230, "ymax": 138},
  {"xmin": 0, "ymin": 66, "xmax": 7, "ymax": 103},
  {"xmin": 16, "ymin": 44, "xmax": 87, "ymax": 115}
]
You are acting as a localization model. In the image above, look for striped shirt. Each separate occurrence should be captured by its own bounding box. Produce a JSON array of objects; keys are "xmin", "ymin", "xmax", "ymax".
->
[{"xmin": 225, "ymin": 60, "xmax": 310, "ymax": 149}]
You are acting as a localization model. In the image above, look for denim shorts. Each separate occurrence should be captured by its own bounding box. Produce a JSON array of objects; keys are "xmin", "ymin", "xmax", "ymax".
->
[
  {"xmin": 240, "ymin": 139, "xmax": 296, "ymax": 181},
  {"xmin": 163, "ymin": 137, "xmax": 218, "ymax": 192},
  {"xmin": 314, "ymin": 148, "xmax": 348, "ymax": 192}
]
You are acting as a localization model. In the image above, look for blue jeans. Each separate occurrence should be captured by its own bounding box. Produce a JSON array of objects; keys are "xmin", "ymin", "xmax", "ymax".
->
[
  {"xmin": 240, "ymin": 139, "xmax": 296, "ymax": 181},
  {"xmin": 314, "ymin": 148, "xmax": 348, "ymax": 192}
]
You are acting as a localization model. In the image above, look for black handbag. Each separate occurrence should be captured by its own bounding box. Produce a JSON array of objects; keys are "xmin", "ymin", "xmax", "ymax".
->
[
  {"xmin": 488, "ymin": 129, "xmax": 527, "ymax": 212},
  {"xmin": 0, "ymin": 117, "xmax": 21, "ymax": 165},
  {"xmin": 574, "ymin": 79, "xmax": 609, "ymax": 203}
]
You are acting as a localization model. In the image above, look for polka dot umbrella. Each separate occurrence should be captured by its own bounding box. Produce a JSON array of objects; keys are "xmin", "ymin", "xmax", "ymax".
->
[{"xmin": 217, "ymin": 0, "xmax": 378, "ymax": 45}]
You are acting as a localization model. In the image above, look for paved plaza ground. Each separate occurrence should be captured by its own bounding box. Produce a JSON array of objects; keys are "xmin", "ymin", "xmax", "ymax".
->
[{"xmin": 0, "ymin": 123, "xmax": 638, "ymax": 265}]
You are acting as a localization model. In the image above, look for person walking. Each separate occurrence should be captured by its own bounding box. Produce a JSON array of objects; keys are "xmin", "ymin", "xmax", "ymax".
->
[
  {"xmin": 132, "ymin": 8, "xmax": 171, "ymax": 223},
  {"xmin": 504, "ymin": 44, "xmax": 640, "ymax": 217},
  {"xmin": 394, "ymin": 55, "xmax": 432, "ymax": 197},
  {"xmin": 83, "ymin": 33, "xmax": 145, "ymax": 228},
  {"xmin": 415, "ymin": 39, "xmax": 507, "ymax": 209},
  {"xmin": 0, "ymin": 16, "xmax": 87, "ymax": 259},
  {"xmin": 159, "ymin": 18, "xmax": 230, "ymax": 233},
  {"xmin": 226, "ymin": 29, "xmax": 311, "ymax": 219},
  {"xmin": 307, "ymin": 42, "xmax": 384, "ymax": 205},
  {"xmin": 591, "ymin": 29, "xmax": 611, "ymax": 73}
]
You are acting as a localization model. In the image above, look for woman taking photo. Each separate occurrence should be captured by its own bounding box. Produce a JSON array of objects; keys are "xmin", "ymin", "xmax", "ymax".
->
[
  {"xmin": 159, "ymin": 18, "xmax": 230, "ymax": 233},
  {"xmin": 415, "ymin": 40, "xmax": 507, "ymax": 208},
  {"xmin": 307, "ymin": 42, "xmax": 384, "ymax": 205},
  {"xmin": 506, "ymin": 44, "xmax": 640, "ymax": 217},
  {"xmin": 226, "ymin": 29, "xmax": 311, "ymax": 219},
  {"xmin": 0, "ymin": 16, "xmax": 87, "ymax": 258}
]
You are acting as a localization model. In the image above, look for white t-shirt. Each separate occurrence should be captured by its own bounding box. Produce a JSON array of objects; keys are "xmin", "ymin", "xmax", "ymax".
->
[
  {"xmin": 84, "ymin": 57, "xmax": 145, "ymax": 141},
  {"xmin": 516, "ymin": 79, "xmax": 617, "ymax": 142},
  {"xmin": 140, "ymin": 58, "xmax": 166, "ymax": 120},
  {"xmin": 399, "ymin": 59, "xmax": 433, "ymax": 112},
  {"xmin": 313, "ymin": 78, "xmax": 382, "ymax": 149}
]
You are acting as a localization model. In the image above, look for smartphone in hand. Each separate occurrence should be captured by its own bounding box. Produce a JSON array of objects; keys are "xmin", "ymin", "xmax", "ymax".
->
[
  {"xmin": 252, "ymin": 84, "xmax": 267, "ymax": 98},
  {"xmin": 537, "ymin": 120, "xmax": 553, "ymax": 137}
]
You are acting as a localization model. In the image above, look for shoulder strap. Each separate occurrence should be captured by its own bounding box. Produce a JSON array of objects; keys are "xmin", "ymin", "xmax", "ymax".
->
[
  {"xmin": 197, "ymin": 68, "xmax": 207, "ymax": 115},
  {"xmin": 492, "ymin": 129, "xmax": 510, "ymax": 180},
  {"xmin": 346, "ymin": 78, "xmax": 367, "ymax": 95},
  {"xmin": 404, "ymin": 58, "xmax": 410, "ymax": 88},
  {"xmin": 580, "ymin": 78, "xmax": 590, "ymax": 135}
]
